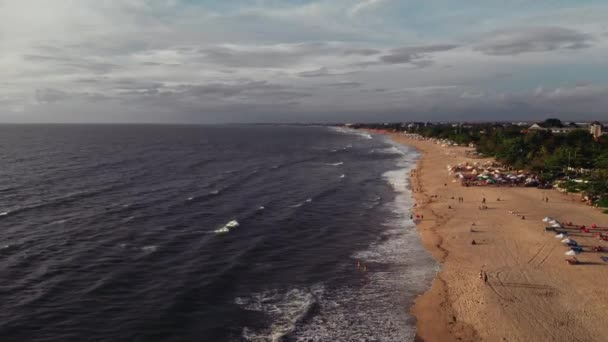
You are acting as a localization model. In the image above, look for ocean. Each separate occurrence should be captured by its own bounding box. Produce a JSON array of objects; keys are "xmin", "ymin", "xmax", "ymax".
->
[{"xmin": 0, "ymin": 124, "xmax": 436, "ymax": 342}]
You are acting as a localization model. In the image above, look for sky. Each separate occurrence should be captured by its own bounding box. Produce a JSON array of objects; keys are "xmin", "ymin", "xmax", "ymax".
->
[{"xmin": 1, "ymin": 0, "xmax": 608, "ymax": 123}]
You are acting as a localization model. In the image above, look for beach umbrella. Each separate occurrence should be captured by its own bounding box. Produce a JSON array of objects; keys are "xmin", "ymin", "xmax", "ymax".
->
[
  {"xmin": 555, "ymin": 233, "xmax": 565, "ymax": 238},
  {"xmin": 561, "ymin": 238, "xmax": 577, "ymax": 245},
  {"xmin": 543, "ymin": 217, "xmax": 553, "ymax": 223},
  {"xmin": 551, "ymin": 223, "xmax": 562, "ymax": 228},
  {"xmin": 565, "ymin": 250, "xmax": 580, "ymax": 256}
]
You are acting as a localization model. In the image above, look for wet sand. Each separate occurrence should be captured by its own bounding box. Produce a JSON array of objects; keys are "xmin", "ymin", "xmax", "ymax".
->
[{"xmin": 388, "ymin": 133, "xmax": 608, "ymax": 342}]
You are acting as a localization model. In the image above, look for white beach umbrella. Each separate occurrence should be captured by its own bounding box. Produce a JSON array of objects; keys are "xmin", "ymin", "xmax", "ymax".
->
[
  {"xmin": 565, "ymin": 250, "xmax": 580, "ymax": 256},
  {"xmin": 555, "ymin": 233, "xmax": 565, "ymax": 238},
  {"xmin": 561, "ymin": 238, "xmax": 577, "ymax": 245},
  {"xmin": 543, "ymin": 217, "xmax": 553, "ymax": 223},
  {"xmin": 551, "ymin": 223, "xmax": 562, "ymax": 228}
]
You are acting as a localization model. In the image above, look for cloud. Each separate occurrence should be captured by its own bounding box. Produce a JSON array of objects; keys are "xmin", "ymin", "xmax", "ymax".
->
[
  {"xmin": 380, "ymin": 45, "xmax": 459, "ymax": 64},
  {"xmin": 354, "ymin": 44, "xmax": 458, "ymax": 68},
  {"xmin": 476, "ymin": 26, "xmax": 593, "ymax": 56},
  {"xmin": 35, "ymin": 88, "xmax": 108, "ymax": 103},
  {"xmin": 1, "ymin": 1, "xmax": 608, "ymax": 123},
  {"xmin": 349, "ymin": 0, "xmax": 387, "ymax": 17},
  {"xmin": 343, "ymin": 48, "xmax": 381, "ymax": 56},
  {"xmin": 297, "ymin": 67, "xmax": 359, "ymax": 78},
  {"xmin": 325, "ymin": 81, "xmax": 362, "ymax": 88}
]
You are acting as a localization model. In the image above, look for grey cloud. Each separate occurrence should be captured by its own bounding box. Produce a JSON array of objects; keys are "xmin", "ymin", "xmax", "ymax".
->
[
  {"xmin": 325, "ymin": 81, "xmax": 362, "ymax": 88},
  {"xmin": 23, "ymin": 54, "xmax": 71, "ymax": 62},
  {"xmin": 177, "ymin": 81, "xmax": 312, "ymax": 101},
  {"xmin": 35, "ymin": 88, "xmax": 108, "ymax": 104},
  {"xmin": 343, "ymin": 48, "xmax": 380, "ymax": 56},
  {"xmin": 353, "ymin": 44, "xmax": 458, "ymax": 68},
  {"xmin": 379, "ymin": 44, "xmax": 459, "ymax": 64},
  {"xmin": 297, "ymin": 67, "xmax": 358, "ymax": 78},
  {"xmin": 23, "ymin": 54, "xmax": 118, "ymax": 74},
  {"xmin": 476, "ymin": 26, "xmax": 593, "ymax": 56},
  {"xmin": 199, "ymin": 43, "xmax": 334, "ymax": 68}
]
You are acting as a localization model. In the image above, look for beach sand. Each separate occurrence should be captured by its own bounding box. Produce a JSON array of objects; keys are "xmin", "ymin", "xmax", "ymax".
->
[{"xmin": 386, "ymin": 132, "xmax": 608, "ymax": 342}]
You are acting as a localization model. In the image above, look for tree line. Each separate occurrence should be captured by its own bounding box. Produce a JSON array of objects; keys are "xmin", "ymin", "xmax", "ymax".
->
[{"xmin": 350, "ymin": 120, "xmax": 608, "ymax": 206}]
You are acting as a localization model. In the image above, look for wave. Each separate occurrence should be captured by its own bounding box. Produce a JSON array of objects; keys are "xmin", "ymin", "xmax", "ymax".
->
[
  {"xmin": 237, "ymin": 286, "xmax": 323, "ymax": 342},
  {"xmin": 326, "ymin": 162, "xmax": 343, "ymax": 166},
  {"xmin": 290, "ymin": 198, "xmax": 312, "ymax": 208},
  {"xmin": 0, "ymin": 184, "xmax": 122, "ymax": 218},
  {"xmin": 215, "ymin": 219, "xmax": 239, "ymax": 234},
  {"xmin": 339, "ymin": 174, "xmax": 346, "ymax": 179},
  {"xmin": 328, "ymin": 127, "xmax": 373, "ymax": 140},
  {"xmin": 141, "ymin": 245, "xmax": 158, "ymax": 253}
]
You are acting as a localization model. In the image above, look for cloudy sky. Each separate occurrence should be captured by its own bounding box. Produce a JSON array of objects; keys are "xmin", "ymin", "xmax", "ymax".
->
[{"xmin": 2, "ymin": 0, "xmax": 608, "ymax": 123}]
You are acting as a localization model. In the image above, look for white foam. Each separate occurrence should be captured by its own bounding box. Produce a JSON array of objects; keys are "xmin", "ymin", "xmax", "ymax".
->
[
  {"xmin": 237, "ymin": 286, "xmax": 323, "ymax": 342},
  {"xmin": 329, "ymin": 126, "xmax": 373, "ymax": 140},
  {"xmin": 290, "ymin": 198, "xmax": 312, "ymax": 208},
  {"xmin": 258, "ymin": 206, "xmax": 265, "ymax": 211},
  {"xmin": 0, "ymin": 211, "xmax": 9, "ymax": 216},
  {"xmin": 215, "ymin": 219, "xmax": 240, "ymax": 234},
  {"xmin": 326, "ymin": 162, "xmax": 344, "ymax": 166},
  {"xmin": 210, "ymin": 190, "xmax": 220, "ymax": 195},
  {"xmin": 187, "ymin": 196, "xmax": 194, "ymax": 201},
  {"xmin": 141, "ymin": 245, "xmax": 158, "ymax": 253},
  {"xmin": 339, "ymin": 174, "xmax": 346, "ymax": 179}
]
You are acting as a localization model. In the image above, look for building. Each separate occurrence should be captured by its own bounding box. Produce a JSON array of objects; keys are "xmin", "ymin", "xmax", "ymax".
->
[
  {"xmin": 590, "ymin": 121, "xmax": 603, "ymax": 139},
  {"xmin": 527, "ymin": 123, "xmax": 583, "ymax": 134}
]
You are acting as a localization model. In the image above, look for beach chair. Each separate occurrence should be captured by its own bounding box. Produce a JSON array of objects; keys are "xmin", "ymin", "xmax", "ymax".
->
[
  {"xmin": 545, "ymin": 227, "xmax": 556, "ymax": 232},
  {"xmin": 601, "ymin": 256, "xmax": 608, "ymax": 263},
  {"xmin": 570, "ymin": 246, "xmax": 583, "ymax": 253},
  {"xmin": 566, "ymin": 258, "xmax": 579, "ymax": 265}
]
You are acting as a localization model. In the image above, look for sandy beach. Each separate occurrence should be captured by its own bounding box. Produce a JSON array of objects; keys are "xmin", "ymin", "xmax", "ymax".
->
[{"xmin": 384, "ymin": 132, "xmax": 608, "ymax": 342}]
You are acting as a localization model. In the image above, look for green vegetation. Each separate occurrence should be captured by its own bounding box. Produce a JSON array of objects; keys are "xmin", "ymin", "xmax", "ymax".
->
[{"xmin": 350, "ymin": 121, "xmax": 608, "ymax": 207}]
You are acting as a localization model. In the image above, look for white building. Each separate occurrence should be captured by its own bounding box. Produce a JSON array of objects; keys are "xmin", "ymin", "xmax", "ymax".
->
[{"xmin": 590, "ymin": 122, "xmax": 603, "ymax": 139}]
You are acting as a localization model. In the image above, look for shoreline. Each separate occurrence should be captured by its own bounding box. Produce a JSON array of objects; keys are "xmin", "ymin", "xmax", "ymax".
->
[{"xmin": 381, "ymin": 131, "xmax": 608, "ymax": 342}]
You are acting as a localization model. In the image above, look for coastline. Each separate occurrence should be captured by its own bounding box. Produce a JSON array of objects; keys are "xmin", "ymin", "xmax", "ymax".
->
[{"xmin": 382, "ymin": 131, "xmax": 608, "ymax": 342}]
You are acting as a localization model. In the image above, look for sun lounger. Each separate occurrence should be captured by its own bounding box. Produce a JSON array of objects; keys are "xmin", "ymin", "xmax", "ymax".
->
[
  {"xmin": 601, "ymin": 256, "xmax": 608, "ymax": 263},
  {"xmin": 545, "ymin": 227, "xmax": 556, "ymax": 232},
  {"xmin": 566, "ymin": 258, "xmax": 579, "ymax": 265},
  {"xmin": 570, "ymin": 246, "xmax": 583, "ymax": 253}
]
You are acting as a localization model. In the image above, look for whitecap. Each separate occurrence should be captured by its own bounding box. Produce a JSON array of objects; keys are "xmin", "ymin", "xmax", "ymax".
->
[
  {"xmin": 339, "ymin": 174, "xmax": 346, "ymax": 179},
  {"xmin": 187, "ymin": 196, "xmax": 194, "ymax": 201},
  {"xmin": 326, "ymin": 162, "xmax": 344, "ymax": 166},
  {"xmin": 0, "ymin": 211, "xmax": 9, "ymax": 217},
  {"xmin": 237, "ymin": 286, "xmax": 323, "ymax": 342},
  {"xmin": 210, "ymin": 190, "xmax": 220, "ymax": 195},
  {"xmin": 215, "ymin": 219, "xmax": 240, "ymax": 234},
  {"xmin": 141, "ymin": 245, "xmax": 158, "ymax": 252}
]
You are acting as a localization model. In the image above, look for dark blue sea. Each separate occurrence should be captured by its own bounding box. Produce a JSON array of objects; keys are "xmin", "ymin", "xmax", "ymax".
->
[{"xmin": 0, "ymin": 124, "xmax": 436, "ymax": 342}]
